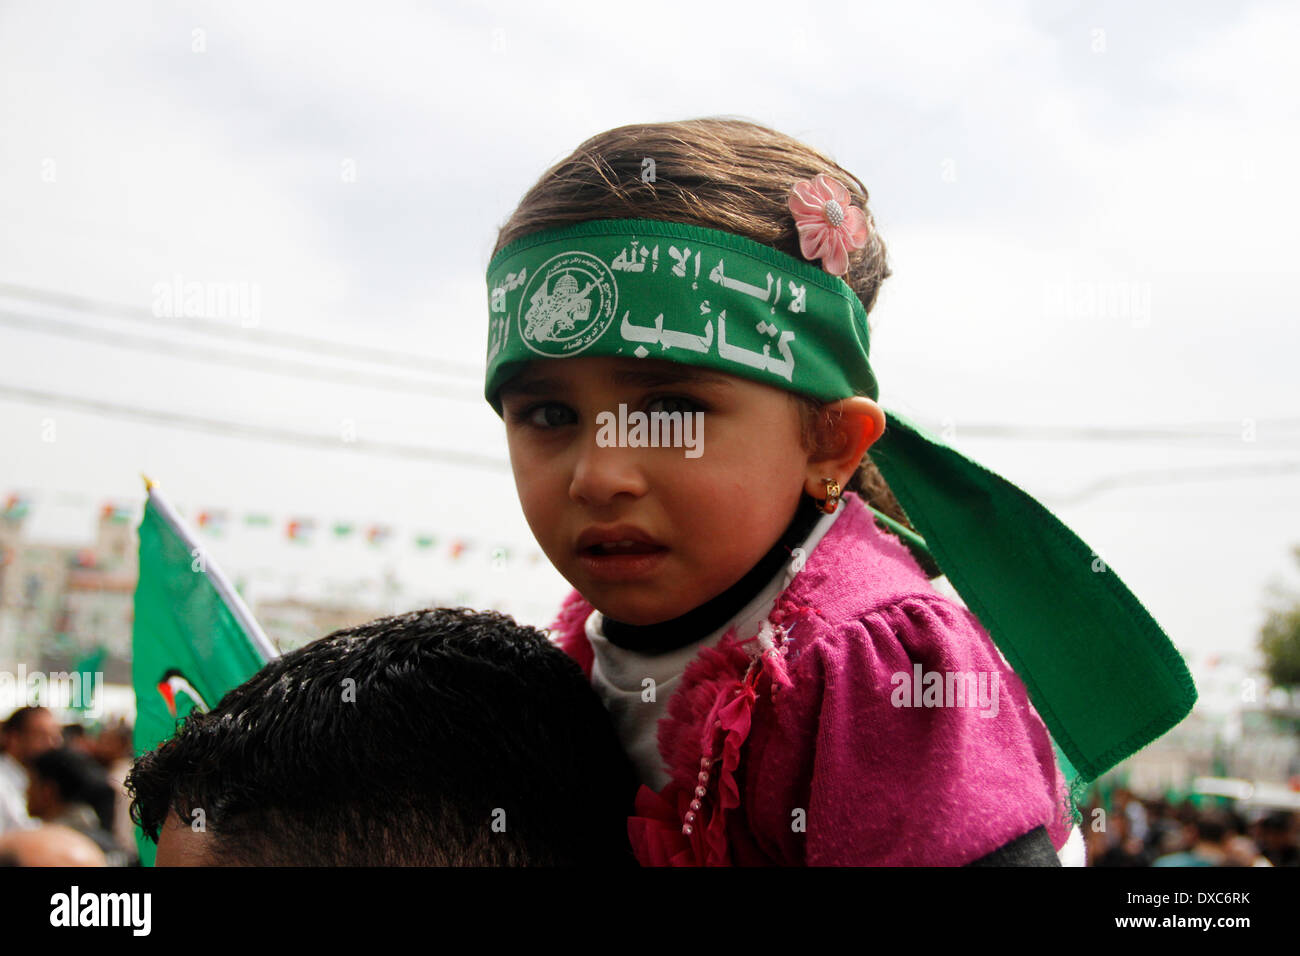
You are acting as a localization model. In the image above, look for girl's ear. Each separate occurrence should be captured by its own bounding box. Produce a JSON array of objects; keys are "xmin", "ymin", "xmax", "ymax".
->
[{"xmin": 801, "ymin": 397, "xmax": 885, "ymax": 500}]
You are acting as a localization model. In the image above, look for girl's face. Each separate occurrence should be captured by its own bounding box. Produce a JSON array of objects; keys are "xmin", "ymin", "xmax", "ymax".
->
[{"xmin": 499, "ymin": 356, "xmax": 814, "ymax": 625}]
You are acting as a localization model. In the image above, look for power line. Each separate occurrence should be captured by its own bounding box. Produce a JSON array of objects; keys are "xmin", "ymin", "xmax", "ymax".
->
[
  {"xmin": 0, "ymin": 384, "xmax": 509, "ymax": 472},
  {"xmin": 0, "ymin": 309, "xmax": 482, "ymax": 403},
  {"xmin": 7, "ymin": 286, "xmax": 1297, "ymax": 444},
  {"xmin": 0, "ymin": 281, "xmax": 481, "ymax": 379},
  {"xmin": 6, "ymin": 384, "xmax": 1299, "ymax": 502},
  {"xmin": 9, "ymin": 296, "xmax": 1299, "ymax": 443}
]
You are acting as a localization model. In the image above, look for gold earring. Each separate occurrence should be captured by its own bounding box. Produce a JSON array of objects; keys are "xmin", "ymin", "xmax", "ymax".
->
[{"xmin": 817, "ymin": 477, "xmax": 841, "ymax": 514}]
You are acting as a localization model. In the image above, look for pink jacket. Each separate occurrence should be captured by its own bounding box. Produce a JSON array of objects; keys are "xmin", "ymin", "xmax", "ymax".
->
[{"xmin": 549, "ymin": 491, "xmax": 1074, "ymax": 866}]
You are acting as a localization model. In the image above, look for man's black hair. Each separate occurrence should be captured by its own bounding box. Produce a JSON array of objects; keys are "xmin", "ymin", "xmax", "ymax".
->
[{"xmin": 127, "ymin": 607, "xmax": 639, "ymax": 866}]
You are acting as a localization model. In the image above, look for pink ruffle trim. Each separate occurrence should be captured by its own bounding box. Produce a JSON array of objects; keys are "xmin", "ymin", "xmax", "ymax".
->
[{"xmin": 629, "ymin": 637, "xmax": 771, "ymax": 867}]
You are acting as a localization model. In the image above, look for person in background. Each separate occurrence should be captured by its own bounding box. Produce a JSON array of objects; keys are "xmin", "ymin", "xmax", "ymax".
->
[
  {"xmin": 0, "ymin": 706, "xmax": 62, "ymax": 834},
  {"xmin": 1223, "ymin": 831, "xmax": 1272, "ymax": 867},
  {"xmin": 1255, "ymin": 811, "xmax": 1299, "ymax": 867},
  {"xmin": 62, "ymin": 722, "xmax": 92, "ymax": 754},
  {"xmin": 1152, "ymin": 811, "xmax": 1232, "ymax": 867},
  {"xmin": 91, "ymin": 721, "xmax": 138, "ymax": 858},
  {"xmin": 26, "ymin": 747, "xmax": 128, "ymax": 866},
  {"xmin": 1142, "ymin": 797, "xmax": 1183, "ymax": 858},
  {"xmin": 1092, "ymin": 812, "xmax": 1152, "ymax": 867},
  {"xmin": 1113, "ymin": 787, "xmax": 1149, "ymax": 846}
]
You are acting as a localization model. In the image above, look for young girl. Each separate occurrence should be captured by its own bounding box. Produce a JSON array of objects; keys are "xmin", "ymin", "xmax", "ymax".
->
[{"xmin": 483, "ymin": 118, "xmax": 1196, "ymax": 866}]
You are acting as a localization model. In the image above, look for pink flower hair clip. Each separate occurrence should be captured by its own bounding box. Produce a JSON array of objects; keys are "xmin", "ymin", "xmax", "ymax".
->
[{"xmin": 787, "ymin": 173, "xmax": 870, "ymax": 277}]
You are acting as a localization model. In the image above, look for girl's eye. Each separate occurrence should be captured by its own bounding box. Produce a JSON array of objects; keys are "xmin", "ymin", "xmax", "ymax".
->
[
  {"xmin": 645, "ymin": 395, "xmax": 704, "ymax": 416},
  {"xmin": 524, "ymin": 403, "xmax": 576, "ymax": 428}
]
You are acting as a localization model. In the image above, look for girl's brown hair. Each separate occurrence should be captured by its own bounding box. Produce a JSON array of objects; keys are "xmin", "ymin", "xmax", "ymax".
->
[{"xmin": 493, "ymin": 116, "xmax": 915, "ymax": 536}]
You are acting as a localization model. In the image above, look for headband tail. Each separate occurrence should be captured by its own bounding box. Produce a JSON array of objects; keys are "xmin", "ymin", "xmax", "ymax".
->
[{"xmin": 868, "ymin": 409, "xmax": 1197, "ymax": 787}]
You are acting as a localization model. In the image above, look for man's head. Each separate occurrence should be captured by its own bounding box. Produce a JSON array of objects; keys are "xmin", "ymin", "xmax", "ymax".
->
[
  {"xmin": 62, "ymin": 723, "xmax": 89, "ymax": 752},
  {"xmin": 1190, "ymin": 812, "xmax": 1230, "ymax": 848},
  {"xmin": 1, "ymin": 706, "xmax": 62, "ymax": 766},
  {"xmin": 27, "ymin": 747, "xmax": 114, "ymax": 826},
  {"xmin": 127, "ymin": 607, "xmax": 638, "ymax": 866}
]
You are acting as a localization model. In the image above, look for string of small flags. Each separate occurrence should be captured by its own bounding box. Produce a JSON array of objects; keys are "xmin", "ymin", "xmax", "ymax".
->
[{"xmin": 1, "ymin": 492, "xmax": 546, "ymax": 565}]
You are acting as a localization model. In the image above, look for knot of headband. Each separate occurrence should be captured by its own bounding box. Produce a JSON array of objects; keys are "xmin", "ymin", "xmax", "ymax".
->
[{"xmin": 483, "ymin": 213, "xmax": 1196, "ymax": 798}]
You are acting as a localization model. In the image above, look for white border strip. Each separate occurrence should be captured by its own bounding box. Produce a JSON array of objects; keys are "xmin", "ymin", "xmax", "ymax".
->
[{"xmin": 145, "ymin": 483, "xmax": 279, "ymax": 662}]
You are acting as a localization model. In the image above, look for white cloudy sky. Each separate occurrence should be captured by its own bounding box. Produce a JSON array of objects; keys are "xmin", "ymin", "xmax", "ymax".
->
[{"xmin": 1, "ymin": 0, "xmax": 1297, "ymax": 669}]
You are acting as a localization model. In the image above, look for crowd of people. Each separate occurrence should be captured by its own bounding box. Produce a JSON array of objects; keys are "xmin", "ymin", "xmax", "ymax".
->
[
  {"xmin": 4, "ymin": 687, "xmax": 1300, "ymax": 868},
  {"xmin": 1084, "ymin": 786, "xmax": 1299, "ymax": 867},
  {"xmin": 0, "ymin": 706, "xmax": 137, "ymax": 866}
]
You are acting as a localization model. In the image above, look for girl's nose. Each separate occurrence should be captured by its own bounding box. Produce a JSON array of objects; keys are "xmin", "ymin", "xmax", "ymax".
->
[{"xmin": 568, "ymin": 432, "xmax": 649, "ymax": 506}]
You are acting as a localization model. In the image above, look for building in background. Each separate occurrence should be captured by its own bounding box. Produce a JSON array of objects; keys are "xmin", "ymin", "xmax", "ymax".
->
[{"xmin": 0, "ymin": 505, "xmax": 382, "ymax": 723}]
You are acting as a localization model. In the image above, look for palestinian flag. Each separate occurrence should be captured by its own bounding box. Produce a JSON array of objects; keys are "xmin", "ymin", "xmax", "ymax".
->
[{"xmin": 131, "ymin": 477, "xmax": 278, "ymax": 865}]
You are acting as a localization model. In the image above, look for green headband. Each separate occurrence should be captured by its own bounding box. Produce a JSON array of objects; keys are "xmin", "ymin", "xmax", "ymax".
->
[{"xmin": 485, "ymin": 218, "xmax": 1196, "ymax": 798}]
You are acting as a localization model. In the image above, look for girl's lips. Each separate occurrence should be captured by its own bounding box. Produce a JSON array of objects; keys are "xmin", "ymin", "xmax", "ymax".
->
[
  {"xmin": 575, "ymin": 525, "xmax": 665, "ymax": 552},
  {"xmin": 576, "ymin": 545, "xmax": 669, "ymax": 582}
]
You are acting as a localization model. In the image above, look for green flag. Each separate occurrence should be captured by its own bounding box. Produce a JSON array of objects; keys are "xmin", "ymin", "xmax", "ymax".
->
[
  {"xmin": 69, "ymin": 646, "xmax": 106, "ymax": 720},
  {"xmin": 131, "ymin": 478, "xmax": 277, "ymax": 866}
]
